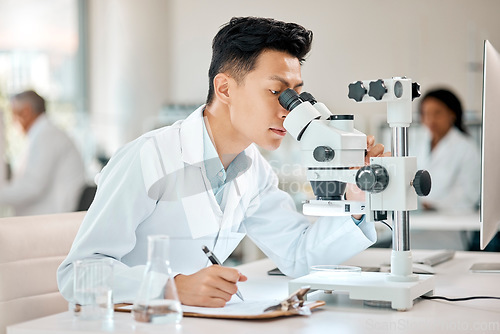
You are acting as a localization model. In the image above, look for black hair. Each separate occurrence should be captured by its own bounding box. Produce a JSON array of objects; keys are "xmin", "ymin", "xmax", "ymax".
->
[
  {"xmin": 206, "ymin": 17, "xmax": 313, "ymax": 105},
  {"xmin": 13, "ymin": 90, "xmax": 46, "ymax": 114},
  {"xmin": 419, "ymin": 88, "xmax": 468, "ymax": 134}
]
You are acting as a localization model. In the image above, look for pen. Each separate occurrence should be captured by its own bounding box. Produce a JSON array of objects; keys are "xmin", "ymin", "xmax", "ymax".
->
[{"xmin": 202, "ymin": 245, "xmax": 244, "ymax": 301}]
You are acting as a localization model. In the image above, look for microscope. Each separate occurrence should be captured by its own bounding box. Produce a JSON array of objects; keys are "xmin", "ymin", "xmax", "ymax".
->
[{"xmin": 282, "ymin": 77, "xmax": 434, "ymax": 311}]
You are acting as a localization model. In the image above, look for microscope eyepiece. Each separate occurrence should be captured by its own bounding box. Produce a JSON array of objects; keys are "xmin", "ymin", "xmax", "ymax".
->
[
  {"xmin": 279, "ymin": 88, "xmax": 303, "ymax": 111},
  {"xmin": 299, "ymin": 92, "xmax": 317, "ymax": 105}
]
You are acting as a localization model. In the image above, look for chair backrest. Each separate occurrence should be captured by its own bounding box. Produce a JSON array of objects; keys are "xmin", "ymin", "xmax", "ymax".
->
[
  {"xmin": 76, "ymin": 185, "xmax": 97, "ymax": 211},
  {"xmin": 0, "ymin": 211, "xmax": 84, "ymax": 334}
]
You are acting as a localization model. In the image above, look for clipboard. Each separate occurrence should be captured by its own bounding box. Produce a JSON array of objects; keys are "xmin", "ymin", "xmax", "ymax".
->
[{"xmin": 115, "ymin": 287, "xmax": 325, "ymax": 320}]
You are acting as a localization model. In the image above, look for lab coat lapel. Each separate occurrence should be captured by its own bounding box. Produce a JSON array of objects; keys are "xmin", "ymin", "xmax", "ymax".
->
[
  {"xmin": 224, "ymin": 176, "xmax": 248, "ymax": 227},
  {"xmin": 212, "ymin": 176, "xmax": 248, "ymax": 258},
  {"xmin": 178, "ymin": 106, "xmax": 220, "ymax": 239}
]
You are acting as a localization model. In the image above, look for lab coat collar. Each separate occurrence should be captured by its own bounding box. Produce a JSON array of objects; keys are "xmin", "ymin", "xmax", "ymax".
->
[
  {"xmin": 179, "ymin": 105, "xmax": 252, "ymax": 181},
  {"xmin": 179, "ymin": 105, "xmax": 207, "ymax": 166},
  {"xmin": 178, "ymin": 105, "xmax": 251, "ymax": 240},
  {"xmin": 27, "ymin": 113, "xmax": 48, "ymax": 141}
]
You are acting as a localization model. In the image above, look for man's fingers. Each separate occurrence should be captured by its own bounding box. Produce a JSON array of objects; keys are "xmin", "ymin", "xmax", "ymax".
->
[
  {"xmin": 175, "ymin": 265, "xmax": 246, "ymax": 308},
  {"xmin": 206, "ymin": 275, "xmax": 239, "ymax": 296},
  {"xmin": 366, "ymin": 143, "xmax": 385, "ymax": 158},
  {"xmin": 198, "ymin": 295, "xmax": 229, "ymax": 308},
  {"xmin": 210, "ymin": 265, "xmax": 243, "ymax": 284},
  {"xmin": 203, "ymin": 265, "xmax": 245, "ymax": 298},
  {"xmin": 366, "ymin": 135, "xmax": 375, "ymax": 149},
  {"xmin": 238, "ymin": 273, "xmax": 248, "ymax": 282}
]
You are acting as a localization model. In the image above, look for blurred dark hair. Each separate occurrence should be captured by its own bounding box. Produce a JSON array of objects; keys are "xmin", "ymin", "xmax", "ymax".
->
[
  {"xmin": 419, "ymin": 88, "xmax": 468, "ymax": 134},
  {"xmin": 206, "ymin": 17, "xmax": 313, "ymax": 105},
  {"xmin": 13, "ymin": 90, "xmax": 46, "ymax": 114}
]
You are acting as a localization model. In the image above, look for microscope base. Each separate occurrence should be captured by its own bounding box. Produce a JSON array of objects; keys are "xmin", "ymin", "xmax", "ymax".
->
[{"xmin": 288, "ymin": 271, "xmax": 434, "ymax": 311}]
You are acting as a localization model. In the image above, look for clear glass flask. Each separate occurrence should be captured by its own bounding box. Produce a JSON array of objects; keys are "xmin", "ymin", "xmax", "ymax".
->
[{"xmin": 132, "ymin": 235, "xmax": 183, "ymax": 324}]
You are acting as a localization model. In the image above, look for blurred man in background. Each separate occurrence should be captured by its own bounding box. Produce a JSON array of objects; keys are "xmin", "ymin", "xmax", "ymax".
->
[{"xmin": 0, "ymin": 90, "xmax": 86, "ymax": 216}]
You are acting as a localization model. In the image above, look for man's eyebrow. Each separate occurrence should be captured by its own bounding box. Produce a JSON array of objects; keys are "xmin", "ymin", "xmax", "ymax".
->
[{"xmin": 268, "ymin": 75, "xmax": 304, "ymax": 88}]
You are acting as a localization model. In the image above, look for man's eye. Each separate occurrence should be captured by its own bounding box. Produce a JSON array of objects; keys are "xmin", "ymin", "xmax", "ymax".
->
[{"xmin": 270, "ymin": 90, "xmax": 280, "ymax": 95}]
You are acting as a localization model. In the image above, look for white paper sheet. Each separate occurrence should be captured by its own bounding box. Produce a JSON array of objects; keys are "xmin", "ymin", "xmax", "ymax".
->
[{"xmin": 182, "ymin": 299, "xmax": 279, "ymax": 316}]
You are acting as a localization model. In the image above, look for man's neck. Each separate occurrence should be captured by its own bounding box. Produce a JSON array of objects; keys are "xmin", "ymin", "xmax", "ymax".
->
[
  {"xmin": 203, "ymin": 103, "xmax": 250, "ymax": 170},
  {"xmin": 24, "ymin": 113, "xmax": 43, "ymax": 135}
]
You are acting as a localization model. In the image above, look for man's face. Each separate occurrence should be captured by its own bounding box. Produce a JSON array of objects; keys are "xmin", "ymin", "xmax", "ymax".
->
[
  {"xmin": 226, "ymin": 50, "xmax": 303, "ymax": 151},
  {"xmin": 11, "ymin": 100, "xmax": 34, "ymax": 134}
]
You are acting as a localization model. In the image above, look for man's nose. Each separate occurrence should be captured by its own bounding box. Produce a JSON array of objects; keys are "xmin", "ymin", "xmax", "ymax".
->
[{"xmin": 280, "ymin": 105, "xmax": 290, "ymax": 119}]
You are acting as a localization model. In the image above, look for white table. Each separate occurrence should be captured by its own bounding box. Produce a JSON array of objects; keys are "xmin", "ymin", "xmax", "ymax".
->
[{"xmin": 8, "ymin": 249, "xmax": 500, "ymax": 334}]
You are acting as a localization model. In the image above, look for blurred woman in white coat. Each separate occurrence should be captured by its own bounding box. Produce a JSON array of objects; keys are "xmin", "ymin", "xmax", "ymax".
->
[
  {"xmin": 411, "ymin": 89, "xmax": 480, "ymax": 251},
  {"xmin": 414, "ymin": 88, "xmax": 480, "ymax": 212}
]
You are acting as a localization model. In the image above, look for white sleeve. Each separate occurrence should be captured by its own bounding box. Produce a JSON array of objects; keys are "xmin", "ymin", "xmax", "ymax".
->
[
  {"xmin": 0, "ymin": 130, "xmax": 61, "ymax": 205},
  {"xmin": 242, "ymin": 160, "xmax": 377, "ymax": 278},
  {"xmin": 57, "ymin": 139, "xmax": 158, "ymax": 303}
]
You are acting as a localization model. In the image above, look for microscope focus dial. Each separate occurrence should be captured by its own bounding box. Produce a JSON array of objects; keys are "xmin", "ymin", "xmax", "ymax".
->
[
  {"xmin": 412, "ymin": 170, "xmax": 432, "ymax": 196},
  {"xmin": 355, "ymin": 164, "xmax": 389, "ymax": 193},
  {"xmin": 313, "ymin": 146, "xmax": 335, "ymax": 162}
]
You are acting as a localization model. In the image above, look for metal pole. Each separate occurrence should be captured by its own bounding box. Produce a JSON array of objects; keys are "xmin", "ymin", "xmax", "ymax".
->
[{"xmin": 392, "ymin": 127, "xmax": 410, "ymax": 251}]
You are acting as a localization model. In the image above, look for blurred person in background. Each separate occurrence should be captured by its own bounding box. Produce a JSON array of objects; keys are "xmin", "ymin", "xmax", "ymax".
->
[
  {"xmin": 410, "ymin": 88, "xmax": 481, "ymax": 251},
  {"xmin": 414, "ymin": 88, "xmax": 480, "ymax": 213},
  {"xmin": 0, "ymin": 90, "xmax": 86, "ymax": 216}
]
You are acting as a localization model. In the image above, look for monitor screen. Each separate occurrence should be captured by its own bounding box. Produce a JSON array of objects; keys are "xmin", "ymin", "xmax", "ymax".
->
[{"xmin": 480, "ymin": 40, "xmax": 500, "ymax": 250}]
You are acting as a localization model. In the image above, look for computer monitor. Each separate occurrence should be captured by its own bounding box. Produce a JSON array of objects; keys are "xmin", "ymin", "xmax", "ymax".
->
[{"xmin": 480, "ymin": 40, "xmax": 500, "ymax": 250}]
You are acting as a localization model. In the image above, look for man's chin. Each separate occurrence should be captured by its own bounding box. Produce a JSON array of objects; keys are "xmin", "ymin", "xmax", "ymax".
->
[{"xmin": 257, "ymin": 141, "xmax": 282, "ymax": 151}]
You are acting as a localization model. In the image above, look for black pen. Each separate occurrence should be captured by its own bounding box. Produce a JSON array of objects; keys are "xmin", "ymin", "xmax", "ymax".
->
[{"xmin": 202, "ymin": 245, "xmax": 244, "ymax": 301}]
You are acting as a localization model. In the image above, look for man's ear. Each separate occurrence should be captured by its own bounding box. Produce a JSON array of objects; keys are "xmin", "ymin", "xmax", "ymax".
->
[{"xmin": 213, "ymin": 73, "xmax": 232, "ymax": 105}]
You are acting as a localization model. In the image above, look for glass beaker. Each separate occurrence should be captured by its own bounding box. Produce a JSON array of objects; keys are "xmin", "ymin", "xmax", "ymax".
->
[
  {"xmin": 72, "ymin": 258, "xmax": 114, "ymax": 321},
  {"xmin": 132, "ymin": 235, "xmax": 183, "ymax": 324}
]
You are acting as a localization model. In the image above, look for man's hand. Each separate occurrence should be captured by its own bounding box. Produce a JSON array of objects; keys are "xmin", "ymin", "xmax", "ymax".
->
[
  {"xmin": 347, "ymin": 135, "xmax": 391, "ymax": 220},
  {"xmin": 174, "ymin": 265, "xmax": 247, "ymax": 307}
]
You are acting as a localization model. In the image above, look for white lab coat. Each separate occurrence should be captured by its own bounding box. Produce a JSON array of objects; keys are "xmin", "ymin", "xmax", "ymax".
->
[
  {"xmin": 413, "ymin": 127, "xmax": 480, "ymax": 212},
  {"xmin": 57, "ymin": 106, "xmax": 377, "ymax": 303},
  {"xmin": 0, "ymin": 114, "xmax": 86, "ymax": 216}
]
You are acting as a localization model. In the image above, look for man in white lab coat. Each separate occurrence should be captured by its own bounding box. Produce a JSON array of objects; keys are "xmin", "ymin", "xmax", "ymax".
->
[
  {"xmin": 58, "ymin": 17, "xmax": 385, "ymax": 307},
  {"xmin": 0, "ymin": 90, "xmax": 85, "ymax": 216}
]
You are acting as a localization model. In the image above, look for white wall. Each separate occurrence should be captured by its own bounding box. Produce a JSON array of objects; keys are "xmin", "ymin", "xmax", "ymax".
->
[
  {"xmin": 0, "ymin": 110, "xmax": 6, "ymax": 187},
  {"xmin": 88, "ymin": 0, "xmax": 173, "ymax": 154},
  {"xmin": 88, "ymin": 0, "xmax": 500, "ymax": 154}
]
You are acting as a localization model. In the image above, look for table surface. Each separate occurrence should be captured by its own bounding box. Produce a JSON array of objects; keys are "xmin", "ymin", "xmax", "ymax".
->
[{"xmin": 8, "ymin": 249, "xmax": 500, "ymax": 334}]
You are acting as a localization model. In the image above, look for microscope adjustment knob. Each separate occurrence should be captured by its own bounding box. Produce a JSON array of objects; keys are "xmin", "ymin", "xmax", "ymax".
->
[
  {"xmin": 348, "ymin": 81, "xmax": 367, "ymax": 102},
  {"xmin": 413, "ymin": 170, "xmax": 431, "ymax": 196},
  {"xmin": 368, "ymin": 79, "xmax": 387, "ymax": 101},
  {"xmin": 355, "ymin": 164, "xmax": 389, "ymax": 193},
  {"xmin": 313, "ymin": 146, "xmax": 335, "ymax": 162},
  {"xmin": 412, "ymin": 82, "xmax": 421, "ymax": 101}
]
